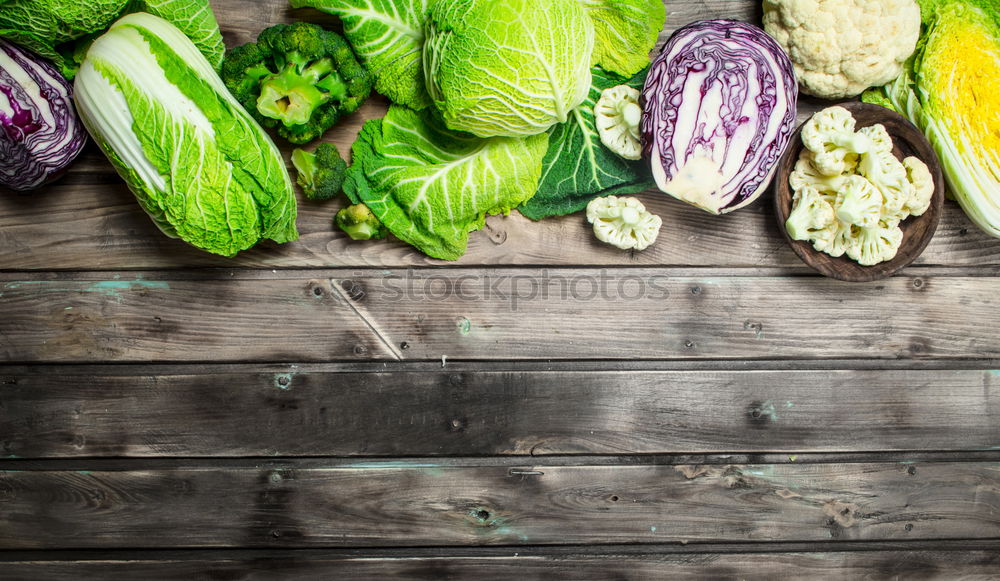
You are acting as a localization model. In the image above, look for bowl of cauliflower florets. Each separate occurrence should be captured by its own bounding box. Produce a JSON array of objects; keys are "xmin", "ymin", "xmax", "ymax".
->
[{"xmin": 774, "ymin": 102, "xmax": 944, "ymax": 282}]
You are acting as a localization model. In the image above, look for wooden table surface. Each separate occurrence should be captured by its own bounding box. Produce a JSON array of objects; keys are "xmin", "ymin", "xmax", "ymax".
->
[{"xmin": 1, "ymin": 1, "xmax": 999, "ymax": 579}]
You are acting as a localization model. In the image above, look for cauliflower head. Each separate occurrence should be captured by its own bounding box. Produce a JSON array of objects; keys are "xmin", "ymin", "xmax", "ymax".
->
[
  {"xmin": 586, "ymin": 195, "xmax": 662, "ymax": 251},
  {"xmin": 762, "ymin": 0, "xmax": 921, "ymax": 99}
]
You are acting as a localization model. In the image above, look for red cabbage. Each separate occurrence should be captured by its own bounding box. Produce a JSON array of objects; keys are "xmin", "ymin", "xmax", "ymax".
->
[
  {"xmin": 0, "ymin": 39, "xmax": 86, "ymax": 191},
  {"xmin": 641, "ymin": 20, "xmax": 797, "ymax": 215}
]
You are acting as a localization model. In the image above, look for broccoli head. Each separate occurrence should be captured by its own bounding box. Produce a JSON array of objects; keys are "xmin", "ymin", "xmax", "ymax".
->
[
  {"xmin": 221, "ymin": 22, "xmax": 371, "ymax": 144},
  {"xmin": 336, "ymin": 204, "xmax": 388, "ymax": 241},
  {"xmin": 291, "ymin": 143, "xmax": 347, "ymax": 201}
]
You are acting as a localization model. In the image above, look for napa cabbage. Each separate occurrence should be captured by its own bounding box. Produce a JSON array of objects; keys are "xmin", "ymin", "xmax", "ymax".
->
[
  {"xmin": 75, "ymin": 13, "xmax": 298, "ymax": 257},
  {"xmin": 863, "ymin": 0, "xmax": 999, "ymax": 237}
]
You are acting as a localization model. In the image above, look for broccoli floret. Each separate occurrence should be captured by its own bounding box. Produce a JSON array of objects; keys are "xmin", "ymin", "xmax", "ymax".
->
[
  {"xmin": 291, "ymin": 143, "xmax": 347, "ymax": 201},
  {"xmin": 336, "ymin": 204, "xmax": 388, "ymax": 241},
  {"xmin": 221, "ymin": 22, "xmax": 371, "ymax": 144}
]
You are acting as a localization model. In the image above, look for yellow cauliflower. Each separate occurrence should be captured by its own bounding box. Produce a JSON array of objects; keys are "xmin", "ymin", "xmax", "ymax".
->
[{"xmin": 762, "ymin": 0, "xmax": 921, "ymax": 99}]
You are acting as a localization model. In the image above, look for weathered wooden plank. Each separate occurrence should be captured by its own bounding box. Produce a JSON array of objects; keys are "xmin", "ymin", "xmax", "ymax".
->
[
  {"xmin": 3, "ymin": 548, "xmax": 999, "ymax": 580},
  {"xmin": 0, "ymin": 462, "xmax": 996, "ymax": 548},
  {"xmin": 1, "ymin": 272, "xmax": 997, "ymax": 362},
  {"xmin": 0, "ymin": 276, "xmax": 394, "ymax": 362},
  {"xmin": 1, "ymin": 369, "xmax": 997, "ymax": 458}
]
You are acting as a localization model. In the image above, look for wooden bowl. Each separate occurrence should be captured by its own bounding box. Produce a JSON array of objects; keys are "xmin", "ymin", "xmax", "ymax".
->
[{"xmin": 773, "ymin": 102, "xmax": 944, "ymax": 283}]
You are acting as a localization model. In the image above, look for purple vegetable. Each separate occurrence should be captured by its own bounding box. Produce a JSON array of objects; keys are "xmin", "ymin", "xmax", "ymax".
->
[
  {"xmin": 641, "ymin": 20, "xmax": 797, "ymax": 215},
  {"xmin": 0, "ymin": 39, "xmax": 86, "ymax": 191}
]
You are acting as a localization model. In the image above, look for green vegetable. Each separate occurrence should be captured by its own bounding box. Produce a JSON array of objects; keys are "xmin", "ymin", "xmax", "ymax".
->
[
  {"xmin": 288, "ymin": 0, "xmax": 432, "ymax": 110},
  {"xmin": 580, "ymin": 0, "xmax": 666, "ymax": 77},
  {"xmin": 518, "ymin": 67, "xmax": 653, "ymax": 221},
  {"xmin": 424, "ymin": 0, "xmax": 595, "ymax": 138},
  {"xmin": 344, "ymin": 105, "xmax": 548, "ymax": 260},
  {"xmin": 336, "ymin": 203, "xmax": 388, "ymax": 240},
  {"xmin": 74, "ymin": 12, "xmax": 298, "ymax": 257},
  {"xmin": 291, "ymin": 143, "xmax": 348, "ymax": 201},
  {"xmin": 0, "ymin": 0, "xmax": 224, "ymax": 79},
  {"xmin": 863, "ymin": 0, "xmax": 999, "ymax": 238},
  {"xmin": 221, "ymin": 22, "xmax": 371, "ymax": 145}
]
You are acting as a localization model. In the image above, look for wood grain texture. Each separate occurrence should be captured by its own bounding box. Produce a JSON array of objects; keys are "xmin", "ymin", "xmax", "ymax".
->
[
  {"xmin": 0, "ymin": 462, "xmax": 997, "ymax": 549},
  {"xmin": 1, "ymin": 271, "xmax": 998, "ymax": 362},
  {"xmin": 3, "ymin": 548, "xmax": 999, "ymax": 580},
  {"xmin": 1, "ymin": 369, "xmax": 997, "ymax": 458},
  {"xmin": 0, "ymin": 276, "xmax": 395, "ymax": 362}
]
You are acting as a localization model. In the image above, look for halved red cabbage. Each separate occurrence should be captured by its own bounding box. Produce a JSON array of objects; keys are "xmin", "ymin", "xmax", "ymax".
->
[
  {"xmin": 641, "ymin": 20, "xmax": 797, "ymax": 214},
  {"xmin": 0, "ymin": 39, "xmax": 86, "ymax": 191}
]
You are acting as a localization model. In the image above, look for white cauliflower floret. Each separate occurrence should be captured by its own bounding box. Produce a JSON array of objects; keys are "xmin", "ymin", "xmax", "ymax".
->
[
  {"xmin": 594, "ymin": 85, "xmax": 643, "ymax": 160},
  {"xmin": 858, "ymin": 124, "xmax": 894, "ymax": 155},
  {"xmin": 800, "ymin": 106, "xmax": 871, "ymax": 176},
  {"xmin": 859, "ymin": 147, "xmax": 912, "ymax": 216},
  {"xmin": 586, "ymin": 195, "xmax": 662, "ymax": 250},
  {"xmin": 902, "ymin": 156, "xmax": 934, "ymax": 216},
  {"xmin": 789, "ymin": 151, "xmax": 850, "ymax": 195},
  {"xmin": 813, "ymin": 221, "xmax": 856, "ymax": 258},
  {"xmin": 846, "ymin": 221, "xmax": 905, "ymax": 266},
  {"xmin": 786, "ymin": 185, "xmax": 837, "ymax": 242},
  {"xmin": 836, "ymin": 175, "xmax": 883, "ymax": 228},
  {"xmin": 762, "ymin": 0, "xmax": 921, "ymax": 99}
]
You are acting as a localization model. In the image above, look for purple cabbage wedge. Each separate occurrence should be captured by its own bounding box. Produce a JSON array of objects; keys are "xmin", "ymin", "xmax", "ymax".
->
[
  {"xmin": 0, "ymin": 39, "xmax": 86, "ymax": 191},
  {"xmin": 641, "ymin": 20, "xmax": 797, "ymax": 215}
]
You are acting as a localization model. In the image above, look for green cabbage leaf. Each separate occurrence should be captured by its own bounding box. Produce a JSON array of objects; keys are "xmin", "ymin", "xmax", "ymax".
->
[
  {"xmin": 344, "ymin": 105, "xmax": 548, "ymax": 260},
  {"xmin": 75, "ymin": 13, "xmax": 297, "ymax": 256},
  {"xmin": 289, "ymin": 0, "xmax": 432, "ymax": 110},
  {"xmin": 580, "ymin": 0, "xmax": 666, "ymax": 77},
  {"xmin": 423, "ymin": 0, "xmax": 595, "ymax": 138},
  {"xmin": 0, "ymin": 0, "xmax": 225, "ymax": 78},
  {"xmin": 518, "ymin": 67, "xmax": 653, "ymax": 221},
  {"xmin": 863, "ymin": 0, "xmax": 999, "ymax": 237}
]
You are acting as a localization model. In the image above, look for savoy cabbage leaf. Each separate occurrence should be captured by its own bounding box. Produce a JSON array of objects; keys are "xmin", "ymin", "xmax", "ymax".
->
[
  {"xmin": 0, "ymin": 0, "xmax": 225, "ymax": 78},
  {"xmin": 289, "ymin": 0, "xmax": 432, "ymax": 110},
  {"xmin": 518, "ymin": 67, "xmax": 653, "ymax": 221},
  {"xmin": 580, "ymin": 0, "xmax": 665, "ymax": 77},
  {"xmin": 344, "ymin": 105, "xmax": 548, "ymax": 260}
]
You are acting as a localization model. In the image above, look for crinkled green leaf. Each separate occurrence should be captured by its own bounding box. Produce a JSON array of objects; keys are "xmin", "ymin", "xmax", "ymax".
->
[
  {"xmin": 0, "ymin": 0, "xmax": 224, "ymax": 78},
  {"xmin": 289, "ymin": 0, "xmax": 431, "ymax": 110},
  {"xmin": 518, "ymin": 67, "xmax": 652, "ymax": 221},
  {"xmin": 580, "ymin": 0, "xmax": 665, "ymax": 76},
  {"xmin": 0, "ymin": 0, "xmax": 129, "ymax": 77},
  {"xmin": 137, "ymin": 0, "xmax": 226, "ymax": 70},
  {"xmin": 344, "ymin": 105, "xmax": 548, "ymax": 260}
]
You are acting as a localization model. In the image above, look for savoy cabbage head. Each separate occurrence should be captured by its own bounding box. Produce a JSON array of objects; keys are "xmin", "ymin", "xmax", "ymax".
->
[{"xmin": 423, "ymin": 0, "xmax": 595, "ymax": 138}]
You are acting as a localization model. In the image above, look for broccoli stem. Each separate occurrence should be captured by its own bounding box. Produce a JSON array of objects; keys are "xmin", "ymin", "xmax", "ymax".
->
[{"xmin": 256, "ymin": 58, "xmax": 348, "ymax": 127}]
